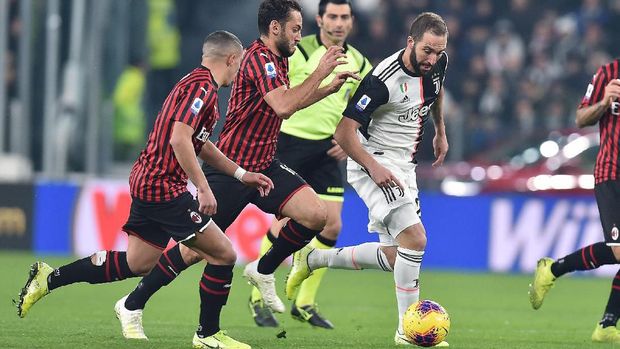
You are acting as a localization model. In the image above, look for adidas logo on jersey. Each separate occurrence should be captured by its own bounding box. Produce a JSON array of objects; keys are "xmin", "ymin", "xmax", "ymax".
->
[{"xmin": 400, "ymin": 95, "xmax": 410, "ymax": 103}]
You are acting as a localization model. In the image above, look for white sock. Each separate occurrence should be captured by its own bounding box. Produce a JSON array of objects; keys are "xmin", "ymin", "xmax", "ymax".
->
[
  {"xmin": 394, "ymin": 247, "xmax": 423, "ymax": 333},
  {"xmin": 308, "ymin": 242, "xmax": 393, "ymax": 271}
]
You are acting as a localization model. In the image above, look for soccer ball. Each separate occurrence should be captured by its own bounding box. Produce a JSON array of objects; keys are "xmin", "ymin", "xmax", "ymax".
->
[{"xmin": 403, "ymin": 300, "xmax": 450, "ymax": 347}]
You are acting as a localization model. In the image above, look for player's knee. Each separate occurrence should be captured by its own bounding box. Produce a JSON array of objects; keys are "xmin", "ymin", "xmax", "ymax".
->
[
  {"xmin": 180, "ymin": 245, "xmax": 202, "ymax": 265},
  {"xmin": 213, "ymin": 248, "xmax": 236, "ymax": 265},
  {"xmin": 132, "ymin": 265, "xmax": 153, "ymax": 276},
  {"xmin": 398, "ymin": 229, "xmax": 427, "ymax": 250},
  {"xmin": 309, "ymin": 202, "xmax": 328, "ymax": 230}
]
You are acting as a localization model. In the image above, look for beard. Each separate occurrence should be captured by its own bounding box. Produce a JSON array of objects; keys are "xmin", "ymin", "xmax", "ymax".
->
[
  {"xmin": 276, "ymin": 34, "xmax": 295, "ymax": 58},
  {"xmin": 409, "ymin": 43, "xmax": 432, "ymax": 76}
]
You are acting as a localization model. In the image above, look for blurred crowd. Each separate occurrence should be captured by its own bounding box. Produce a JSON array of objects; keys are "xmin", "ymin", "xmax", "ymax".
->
[
  {"xmin": 328, "ymin": 0, "xmax": 618, "ymax": 160},
  {"xmin": 2, "ymin": 0, "xmax": 619, "ymax": 170}
]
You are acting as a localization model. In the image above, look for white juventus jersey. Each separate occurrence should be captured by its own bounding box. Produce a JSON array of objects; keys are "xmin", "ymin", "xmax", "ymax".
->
[{"xmin": 343, "ymin": 49, "xmax": 448, "ymax": 163}]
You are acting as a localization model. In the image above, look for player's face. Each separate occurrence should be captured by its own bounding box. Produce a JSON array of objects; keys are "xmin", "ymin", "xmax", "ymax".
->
[
  {"xmin": 223, "ymin": 49, "xmax": 244, "ymax": 87},
  {"xmin": 275, "ymin": 10, "xmax": 302, "ymax": 57},
  {"xmin": 317, "ymin": 3, "xmax": 353, "ymax": 43},
  {"xmin": 408, "ymin": 32, "xmax": 447, "ymax": 75}
]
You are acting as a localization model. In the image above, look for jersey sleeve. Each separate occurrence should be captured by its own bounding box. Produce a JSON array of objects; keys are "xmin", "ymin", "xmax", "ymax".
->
[
  {"xmin": 342, "ymin": 73, "xmax": 389, "ymax": 127},
  {"xmin": 580, "ymin": 66, "xmax": 608, "ymax": 108},
  {"xmin": 173, "ymin": 82, "xmax": 216, "ymax": 130},
  {"xmin": 244, "ymin": 50, "xmax": 288, "ymax": 96}
]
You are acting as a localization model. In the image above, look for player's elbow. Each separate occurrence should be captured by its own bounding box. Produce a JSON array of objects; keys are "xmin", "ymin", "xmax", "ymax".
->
[
  {"xmin": 169, "ymin": 131, "xmax": 186, "ymax": 150},
  {"xmin": 334, "ymin": 122, "xmax": 349, "ymax": 145},
  {"xmin": 272, "ymin": 104, "xmax": 295, "ymax": 119}
]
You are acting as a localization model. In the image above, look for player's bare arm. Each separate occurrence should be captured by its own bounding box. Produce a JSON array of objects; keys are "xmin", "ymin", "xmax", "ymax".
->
[
  {"xmin": 326, "ymin": 139, "xmax": 347, "ymax": 161},
  {"xmin": 170, "ymin": 121, "xmax": 217, "ymax": 215},
  {"xmin": 430, "ymin": 87, "xmax": 448, "ymax": 168},
  {"xmin": 576, "ymin": 79, "xmax": 620, "ymax": 128},
  {"xmin": 199, "ymin": 141, "xmax": 274, "ymax": 197},
  {"xmin": 264, "ymin": 46, "xmax": 355, "ymax": 119},
  {"xmin": 334, "ymin": 117, "xmax": 404, "ymax": 189}
]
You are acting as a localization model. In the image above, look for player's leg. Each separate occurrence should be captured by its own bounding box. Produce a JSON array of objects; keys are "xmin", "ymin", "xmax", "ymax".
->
[
  {"xmin": 122, "ymin": 169, "xmax": 248, "ymax": 314},
  {"xmin": 249, "ymin": 218, "xmax": 281, "ymax": 327},
  {"xmin": 124, "ymin": 243, "xmax": 202, "ymax": 311},
  {"xmin": 185, "ymin": 222, "xmax": 249, "ymax": 349},
  {"xmin": 16, "ymin": 200, "xmax": 164, "ymax": 318},
  {"xmin": 529, "ymin": 181, "xmax": 620, "ymax": 312},
  {"xmin": 291, "ymin": 200, "xmax": 341, "ymax": 329},
  {"xmin": 292, "ymin": 148, "xmax": 344, "ymax": 328},
  {"xmin": 390, "ymin": 210, "xmax": 426, "ymax": 340},
  {"xmin": 245, "ymin": 160, "xmax": 327, "ymax": 313},
  {"xmin": 593, "ymin": 264, "xmax": 620, "ymax": 343}
]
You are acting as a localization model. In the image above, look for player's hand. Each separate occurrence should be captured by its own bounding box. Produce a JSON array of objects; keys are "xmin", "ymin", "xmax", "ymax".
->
[
  {"xmin": 326, "ymin": 139, "xmax": 348, "ymax": 161},
  {"xmin": 367, "ymin": 163, "xmax": 404, "ymax": 190},
  {"xmin": 325, "ymin": 71, "xmax": 361, "ymax": 94},
  {"xmin": 197, "ymin": 187, "xmax": 217, "ymax": 216},
  {"xmin": 432, "ymin": 133, "xmax": 449, "ymax": 168},
  {"xmin": 315, "ymin": 46, "xmax": 347, "ymax": 79},
  {"xmin": 603, "ymin": 79, "xmax": 620, "ymax": 107},
  {"xmin": 241, "ymin": 172, "xmax": 274, "ymax": 197}
]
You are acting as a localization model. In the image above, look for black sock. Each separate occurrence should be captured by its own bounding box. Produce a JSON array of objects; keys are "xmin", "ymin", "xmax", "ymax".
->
[
  {"xmin": 125, "ymin": 244, "xmax": 189, "ymax": 311},
  {"xmin": 315, "ymin": 234, "xmax": 337, "ymax": 247},
  {"xmin": 48, "ymin": 251, "xmax": 136, "ymax": 291},
  {"xmin": 550, "ymin": 242, "xmax": 617, "ymax": 278},
  {"xmin": 266, "ymin": 230, "xmax": 277, "ymax": 243},
  {"xmin": 257, "ymin": 220, "xmax": 319, "ymax": 274},
  {"xmin": 197, "ymin": 264, "xmax": 234, "ymax": 338},
  {"xmin": 601, "ymin": 270, "xmax": 620, "ymax": 328},
  {"xmin": 600, "ymin": 313, "xmax": 619, "ymax": 328}
]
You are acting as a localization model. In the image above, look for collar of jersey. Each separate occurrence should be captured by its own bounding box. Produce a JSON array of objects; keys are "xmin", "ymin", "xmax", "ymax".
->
[{"xmin": 397, "ymin": 50, "xmax": 421, "ymax": 77}]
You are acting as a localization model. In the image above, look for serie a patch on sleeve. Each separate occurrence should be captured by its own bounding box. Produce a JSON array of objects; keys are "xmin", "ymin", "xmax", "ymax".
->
[{"xmin": 191, "ymin": 98, "xmax": 204, "ymax": 115}]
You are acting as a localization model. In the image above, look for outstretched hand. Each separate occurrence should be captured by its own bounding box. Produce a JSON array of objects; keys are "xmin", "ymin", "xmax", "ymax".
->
[
  {"xmin": 316, "ymin": 46, "xmax": 348, "ymax": 79},
  {"xmin": 241, "ymin": 172, "xmax": 274, "ymax": 197},
  {"xmin": 325, "ymin": 71, "xmax": 361, "ymax": 94}
]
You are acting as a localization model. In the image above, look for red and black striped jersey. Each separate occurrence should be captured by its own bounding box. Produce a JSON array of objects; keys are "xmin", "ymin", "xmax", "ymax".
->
[
  {"xmin": 217, "ymin": 39, "xmax": 289, "ymax": 172},
  {"xmin": 129, "ymin": 66, "xmax": 220, "ymax": 202},
  {"xmin": 580, "ymin": 59, "xmax": 620, "ymax": 184}
]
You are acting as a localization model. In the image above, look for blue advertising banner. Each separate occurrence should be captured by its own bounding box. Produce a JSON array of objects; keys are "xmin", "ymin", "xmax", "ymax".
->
[
  {"xmin": 33, "ymin": 182, "xmax": 80, "ymax": 254},
  {"xmin": 337, "ymin": 191, "xmax": 608, "ymax": 274}
]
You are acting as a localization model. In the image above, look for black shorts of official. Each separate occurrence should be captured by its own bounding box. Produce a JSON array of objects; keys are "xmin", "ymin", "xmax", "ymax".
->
[
  {"xmin": 203, "ymin": 158, "xmax": 308, "ymax": 231},
  {"xmin": 122, "ymin": 191, "xmax": 212, "ymax": 250},
  {"xmin": 277, "ymin": 132, "xmax": 344, "ymax": 201},
  {"xmin": 595, "ymin": 180, "xmax": 620, "ymax": 246}
]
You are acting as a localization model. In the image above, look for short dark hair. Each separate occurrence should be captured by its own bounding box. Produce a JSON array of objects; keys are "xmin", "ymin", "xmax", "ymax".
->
[
  {"xmin": 202, "ymin": 30, "xmax": 243, "ymax": 58},
  {"xmin": 318, "ymin": 0, "xmax": 352, "ymax": 17},
  {"xmin": 258, "ymin": 0, "xmax": 302, "ymax": 36},
  {"xmin": 409, "ymin": 12, "xmax": 448, "ymax": 42}
]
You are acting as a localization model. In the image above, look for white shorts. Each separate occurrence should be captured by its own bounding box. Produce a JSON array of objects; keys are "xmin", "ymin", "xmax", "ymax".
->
[{"xmin": 347, "ymin": 154, "xmax": 421, "ymax": 241}]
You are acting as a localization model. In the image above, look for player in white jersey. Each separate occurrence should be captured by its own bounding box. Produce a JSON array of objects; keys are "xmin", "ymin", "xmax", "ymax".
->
[{"xmin": 286, "ymin": 12, "xmax": 449, "ymax": 347}]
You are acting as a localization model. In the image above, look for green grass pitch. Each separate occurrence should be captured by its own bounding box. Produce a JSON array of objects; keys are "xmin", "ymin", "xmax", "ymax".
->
[{"xmin": 0, "ymin": 252, "xmax": 615, "ymax": 348}]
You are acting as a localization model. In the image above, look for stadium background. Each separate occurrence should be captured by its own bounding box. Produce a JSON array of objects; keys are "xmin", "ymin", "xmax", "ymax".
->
[{"xmin": 0, "ymin": 1, "xmax": 619, "ymax": 348}]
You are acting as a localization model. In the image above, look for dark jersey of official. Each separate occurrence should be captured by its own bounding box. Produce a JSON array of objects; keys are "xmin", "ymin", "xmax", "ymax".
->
[
  {"xmin": 580, "ymin": 59, "xmax": 620, "ymax": 184},
  {"xmin": 217, "ymin": 39, "xmax": 289, "ymax": 172},
  {"xmin": 129, "ymin": 66, "xmax": 220, "ymax": 202}
]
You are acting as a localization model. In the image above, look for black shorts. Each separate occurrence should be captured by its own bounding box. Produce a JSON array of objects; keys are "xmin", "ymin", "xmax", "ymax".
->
[
  {"xmin": 203, "ymin": 158, "xmax": 308, "ymax": 231},
  {"xmin": 277, "ymin": 132, "xmax": 344, "ymax": 201},
  {"xmin": 595, "ymin": 180, "xmax": 620, "ymax": 245},
  {"xmin": 122, "ymin": 192, "xmax": 212, "ymax": 250}
]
